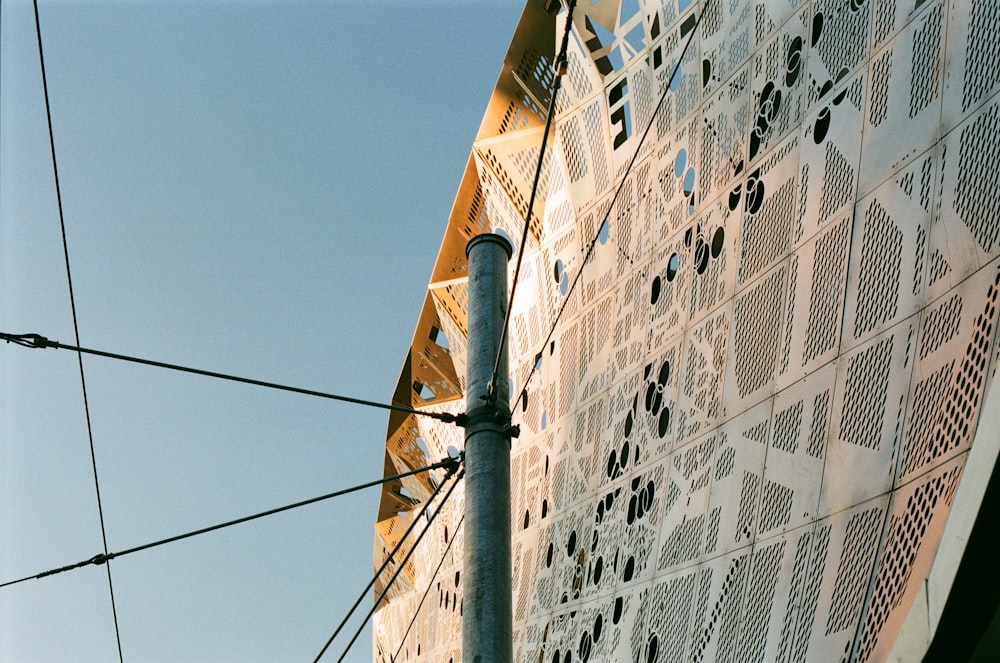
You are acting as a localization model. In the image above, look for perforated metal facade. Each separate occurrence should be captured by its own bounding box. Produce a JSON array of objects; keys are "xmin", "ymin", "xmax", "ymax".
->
[{"xmin": 371, "ymin": 0, "xmax": 1000, "ymax": 661}]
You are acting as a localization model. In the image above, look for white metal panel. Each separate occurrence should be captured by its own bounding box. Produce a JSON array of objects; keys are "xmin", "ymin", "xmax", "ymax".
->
[{"xmin": 375, "ymin": 1, "xmax": 1000, "ymax": 660}]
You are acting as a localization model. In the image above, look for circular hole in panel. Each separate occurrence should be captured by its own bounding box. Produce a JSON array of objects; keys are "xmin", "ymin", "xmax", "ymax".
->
[
  {"xmin": 667, "ymin": 253, "xmax": 679, "ymax": 281},
  {"xmin": 711, "ymin": 227, "xmax": 725, "ymax": 258},
  {"xmin": 674, "ymin": 148, "xmax": 687, "ymax": 177}
]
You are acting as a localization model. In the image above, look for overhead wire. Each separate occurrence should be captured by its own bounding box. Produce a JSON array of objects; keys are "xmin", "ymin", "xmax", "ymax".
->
[
  {"xmin": 31, "ymin": 2, "xmax": 124, "ymax": 660},
  {"xmin": 391, "ymin": 513, "xmax": 465, "ymax": 662},
  {"xmin": 332, "ymin": 471, "xmax": 465, "ymax": 663},
  {"xmin": 514, "ymin": 1, "xmax": 711, "ymax": 408},
  {"xmin": 311, "ymin": 461, "xmax": 460, "ymax": 661},
  {"xmin": 0, "ymin": 456, "xmax": 459, "ymax": 590},
  {"xmin": 14, "ymin": 3, "xmax": 705, "ymax": 660},
  {"xmin": 0, "ymin": 332, "xmax": 465, "ymax": 426},
  {"xmin": 486, "ymin": 0, "xmax": 578, "ymax": 403},
  {"xmin": 314, "ymin": 468, "xmax": 466, "ymax": 663}
]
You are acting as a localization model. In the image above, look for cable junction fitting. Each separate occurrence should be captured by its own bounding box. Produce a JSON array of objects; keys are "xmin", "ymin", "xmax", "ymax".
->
[{"xmin": 463, "ymin": 403, "xmax": 520, "ymax": 440}]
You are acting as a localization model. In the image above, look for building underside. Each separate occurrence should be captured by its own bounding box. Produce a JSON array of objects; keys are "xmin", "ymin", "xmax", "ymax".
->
[{"xmin": 371, "ymin": 0, "xmax": 1000, "ymax": 661}]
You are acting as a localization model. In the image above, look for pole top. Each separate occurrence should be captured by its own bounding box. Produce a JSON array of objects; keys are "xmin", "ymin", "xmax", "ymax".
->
[{"xmin": 466, "ymin": 233, "xmax": 513, "ymax": 260}]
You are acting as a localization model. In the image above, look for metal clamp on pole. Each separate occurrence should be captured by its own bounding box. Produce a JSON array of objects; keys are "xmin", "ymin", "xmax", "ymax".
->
[
  {"xmin": 463, "ymin": 405, "xmax": 520, "ymax": 443},
  {"xmin": 462, "ymin": 233, "xmax": 514, "ymax": 663}
]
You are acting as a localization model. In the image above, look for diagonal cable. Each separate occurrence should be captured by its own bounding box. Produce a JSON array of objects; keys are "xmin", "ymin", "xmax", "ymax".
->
[
  {"xmin": 391, "ymin": 513, "xmax": 465, "ymax": 662},
  {"xmin": 309, "ymin": 461, "xmax": 459, "ymax": 662},
  {"xmin": 0, "ymin": 332, "xmax": 464, "ymax": 426},
  {"xmin": 0, "ymin": 456, "xmax": 458, "ymax": 590},
  {"xmin": 313, "ymin": 469, "xmax": 466, "ymax": 663},
  {"xmin": 514, "ymin": 0, "xmax": 711, "ymax": 408},
  {"xmin": 333, "ymin": 471, "xmax": 465, "ymax": 663},
  {"xmin": 486, "ymin": 0, "xmax": 578, "ymax": 401},
  {"xmin": 32, "ymin": 2, "xmax": 124, "ymax": 659}
]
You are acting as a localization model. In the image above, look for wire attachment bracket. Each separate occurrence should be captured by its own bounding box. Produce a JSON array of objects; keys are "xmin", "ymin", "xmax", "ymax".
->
[
  {"xmin": 463, "ymin": 404, "xmax": 520, "ymax": 440},
  {"xmin": 0, "ymin": 332, "xmax": 54, "ymax": 348}
]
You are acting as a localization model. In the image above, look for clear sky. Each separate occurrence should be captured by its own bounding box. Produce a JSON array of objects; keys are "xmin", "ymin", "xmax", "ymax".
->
[{"xmin": 1, "ymin": 1, "xmax": 523, "ymax": 660}]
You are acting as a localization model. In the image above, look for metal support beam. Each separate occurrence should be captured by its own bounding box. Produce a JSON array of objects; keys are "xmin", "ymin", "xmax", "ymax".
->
[{"xmin": 462, "ymin": 233, "xmax": 513, "ymax": 663}]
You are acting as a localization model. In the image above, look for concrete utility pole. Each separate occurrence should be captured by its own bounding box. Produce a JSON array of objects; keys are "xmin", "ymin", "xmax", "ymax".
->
[{"xmin": 462, "ymin": 233, "xmax": 514, "ymax": 663}]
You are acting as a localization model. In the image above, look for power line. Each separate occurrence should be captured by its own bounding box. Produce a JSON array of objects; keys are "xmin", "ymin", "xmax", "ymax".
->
[
  {"xmin": 0, "ymin": 332, "xmax": 466, "ymax": 426},
  {"xmin": 514, "ymin": 0, "xmax": 711, "ymax": 408},
  {"xmin": 31, "ymin": 2, "xmax": 124, "ymax": 659},
  {"xmin": 312, "ymin": 462, "xmax": 461, "ymax": 661},
  {"xmin": 391, "ymin": 513, "xmax": 465, "ymax": 662},
  {"xmin": 333, "ymin": 471, "xmax": 465, "ymax": 663},
  {"xmin": 0, "ymin": 456, "xmax": 459, "ymax": 590},
  {"xmin": 314, "ymin": 469, "xmax": 466, "ymax": 663},
  {"xmin": 487, "ymin": 0, "xmax": 578, "ymax": 402}
]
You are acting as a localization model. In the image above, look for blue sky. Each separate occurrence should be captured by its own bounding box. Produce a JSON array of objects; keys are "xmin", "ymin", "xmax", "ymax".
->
[{"xmin": 1, "ymin": 1, "xmax": 523, "ymax": 660}]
